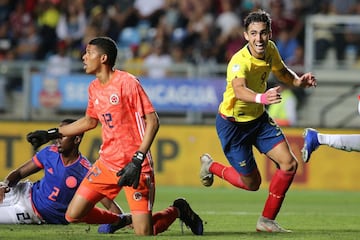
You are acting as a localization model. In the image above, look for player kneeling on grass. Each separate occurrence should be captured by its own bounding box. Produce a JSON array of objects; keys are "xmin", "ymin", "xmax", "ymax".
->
[
  {"xmin": 26, "ymin": 36, "xmax": 203, "ymax": 236},
  {"xmin": 0, "ymin": 119, "xmax": 128, "ymax": 226},
  {"xmin": 302, "ymin": 95, "xmax": 360, "ymax": 163}
]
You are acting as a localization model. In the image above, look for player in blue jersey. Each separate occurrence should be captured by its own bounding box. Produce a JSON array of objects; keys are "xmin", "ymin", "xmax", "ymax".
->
[
  {"xmin": 199, "ymin": 10, "xmax": 317, "ymax": 233},
  {"xmin": 2, "ymin": 118, "xmax": 201, "ymax": 236},
  {"xmin": 0, "ymin": 119, "xmax": 127, "ymax": 225}
]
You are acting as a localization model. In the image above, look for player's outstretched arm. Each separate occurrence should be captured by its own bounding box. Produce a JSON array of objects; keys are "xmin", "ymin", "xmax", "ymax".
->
[
  {"xmin": 273, "ymin": 67, "xmax": 317, "ymax": 88},
  {"xmin": 0, "ymin": 160, "xmax": 40, "ymax": 203},
  {"xmin": 26, "ymin": 128, "xmax": 61, "ymax": 150}
]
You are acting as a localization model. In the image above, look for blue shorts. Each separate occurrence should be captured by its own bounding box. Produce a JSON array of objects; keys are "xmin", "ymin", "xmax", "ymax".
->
[{"xmin": 216, "ymin": 112, "xmax": 285, "ymax": 175}]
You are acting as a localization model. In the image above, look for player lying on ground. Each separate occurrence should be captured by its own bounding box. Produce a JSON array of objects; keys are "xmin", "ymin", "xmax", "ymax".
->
[
  {"xmin": 302, "ymin": 95, "xmax": 360, "ymax": 162},
  {"xmin": 0, "ymin": 119, "xmax": 126, "ymax": 225}
]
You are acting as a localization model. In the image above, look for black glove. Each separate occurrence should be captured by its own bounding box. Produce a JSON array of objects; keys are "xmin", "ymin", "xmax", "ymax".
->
[
  {"xmin": 117, "ymin": 151, "xmax": 145, "ymax": 189},
  {"xmin": 26, "ymin": 128, "xmax": 61, "ymax": 150}
]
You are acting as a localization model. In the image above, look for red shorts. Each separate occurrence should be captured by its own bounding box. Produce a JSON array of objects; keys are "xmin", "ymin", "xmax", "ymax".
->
[{"xmin": 76, "ymin": 160, "xmax": 155, "ymax": 214}]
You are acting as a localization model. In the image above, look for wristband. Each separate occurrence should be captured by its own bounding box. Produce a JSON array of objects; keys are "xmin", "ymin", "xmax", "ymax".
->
[
  {"xmin": 255, "ymin": 94, "xmax": 268, "ymax": 104},
  {"xmin": 255, "ymin": 94, "xmax": 262, "ymax": 103},
  {"xmin": 134, "ymin": 151, "xmax": 145, "ymax": 162},
  {"xmin": 47, "ymin": 128, "xmax": 61, "ymax": 140}
]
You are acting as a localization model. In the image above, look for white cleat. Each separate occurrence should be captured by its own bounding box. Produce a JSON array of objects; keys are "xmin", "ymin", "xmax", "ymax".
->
[
  {"xmin": 199, "ymin": 153, "xmax": 214, "ymax": 187},
  {"xmin": 256, "ymin": 216, "xmax": 292, "ymax": 233}
]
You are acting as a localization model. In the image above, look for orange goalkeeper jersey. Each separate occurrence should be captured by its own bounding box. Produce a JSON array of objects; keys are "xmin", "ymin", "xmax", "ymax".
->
[{"xmin": 86, "ymin": 70, "xmax": 155, "ymax": 172}]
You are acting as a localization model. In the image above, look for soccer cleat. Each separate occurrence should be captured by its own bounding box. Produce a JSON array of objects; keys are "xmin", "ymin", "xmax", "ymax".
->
[
  {"xmin": 199, "ymin": 153, "xmax": 214, "ymax": 187},
  {"xmin": 173, "ymin": 198, "xmax": 204, "ymax": 235},
  {"xmin": 256, "ymin": 216, "xmax": 292, "ymax": 233},
  {"xmin": 98, "ymin": 213, "xmax": 132, "ymax": 234},
  {"xmin": 301, "ymin": 128, "xmax": 320, "ymax": 163}
]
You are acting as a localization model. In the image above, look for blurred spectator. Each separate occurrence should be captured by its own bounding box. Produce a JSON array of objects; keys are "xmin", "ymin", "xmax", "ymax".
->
[
  {"xmin": 143, "ymin": 41, "xmax": 172, "ymax": 78},
  {"xmin": 163, "ymin": 0, "xmax": 182, "ymax": 33},
  {"xmin": 108, "ymin": 0, "xmax": 137, "ymax": 26},
  {"xmin": 0, "ymin": 20, "xmax": 12, "ymax": 112},
  {"xmin": 122, "ymin": 43, "xmax": 149, "ymax": 76},
  {"xmin": 169, "ymin": 42, "xmax": 188, "ymax": 76},
  {"xmin": 87, "ymin": 5, "xmax": 110, "ymax": 37},
  {"xmin": 329, "ymin": 0, "xmax": 357, "ymax": 66},
  {"xmin": 0, "ymin": 0, "xmax": 11, "ymax": 23},
  {"xmin": 182, "ymin": 0, "xmax": 214, "ymax": 36},
  {"xmin": 9, "ymin": 0, "xmax": 34, "ymax": 40},
  {"xmin": 268, "ymin": 0, "xmax": 301, "ymax": 42},
  {"xmin": 45, "ymin": 40, "xmax": 72, "ymax": 76},
  {"xmin": 105, "ymin": 0, "xmax": 138, "ymax": 40},
  {"xmin": 214, "ymin": 0, "xmax": 244, "ymax": 63},
  {"xmin": 344, "ymin": 1, "xmax": 360, "ymax": 67},
  {"xmin": 35, "ymin": 0, "xmax": 60, "ymax": 60},
  {"xmin": 133, "ymin": 0, "xmax": 165, "ymax": 27},
  {"xmin": 14, "ymin": 21, "xmax": 40, "ymax": 60},
  {"xmin": 286, "ymin": 44, "xmax": 305, "ymax": 69},
  {"xmin": 313, "ymin": 0, "xmax": 335, "ymax": 63},
  {"xmin": 80, "ymin": 23, "xmax": 101, "ymax": 56},
  {"xmin": 56, "ymin": 0, "xmax": 87, "ymax": 60},
  {"xmin": 179, "ymin": 0, "xmax": 216, "ymax": 64},
  {"xmin": 276, "ymin": 27, "xmax": 299, "ymax": 63},
  {"xmin": 0, "ymin": 21, "xmax": 14, "ymax": 60},
  {"xmin": 215, "ymin": 0, "xmax": 240, "ymax": 38},
  {"xmin": 222, "ymin": 27, "xmax": 246, "ymax": 63}
]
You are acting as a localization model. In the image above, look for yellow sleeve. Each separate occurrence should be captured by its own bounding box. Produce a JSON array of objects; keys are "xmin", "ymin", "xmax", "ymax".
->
[
  {"xmin": 226, "ymin": 50, "xmax": 251, "ymax": 82},
  {"xmin": 269, "ymin": 41, "xmax": 286, "ymax": 71}
]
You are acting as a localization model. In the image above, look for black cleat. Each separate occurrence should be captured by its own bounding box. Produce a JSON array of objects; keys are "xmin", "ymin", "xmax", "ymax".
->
[{"xmin": 172, "ymin": 198, "xmax": 203, "ymax": 235}]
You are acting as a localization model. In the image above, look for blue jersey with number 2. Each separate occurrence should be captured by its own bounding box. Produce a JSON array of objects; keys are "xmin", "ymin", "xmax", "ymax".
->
[{"xmin": 31, "ymin": 145, "xmax": 91, "ymax": 224}]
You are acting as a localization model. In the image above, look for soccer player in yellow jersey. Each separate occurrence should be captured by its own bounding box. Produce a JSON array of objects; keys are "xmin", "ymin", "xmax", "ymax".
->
[{"xmin": 200, "ymin": 10, "xmax": 317, "ymax": 232}]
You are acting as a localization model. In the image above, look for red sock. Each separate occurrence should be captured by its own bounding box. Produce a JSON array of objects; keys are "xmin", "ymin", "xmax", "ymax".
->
[
  {"xmin": 210, "ymin": 162, "xmax": 249, "ymax": 189},
  {"xmin": 152, "ymin": 206, "xmax": 178, "ymax": 235},
  {"xmin": 262, "ymin": 169, "xmax": 295, "ymax": 220},
  {"xmin": 79, "ymin": 207, "xmax": 119, "ymax": 224}
]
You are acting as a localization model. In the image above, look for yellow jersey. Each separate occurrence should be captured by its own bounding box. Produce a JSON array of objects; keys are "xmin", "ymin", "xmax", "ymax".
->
[{"xmin": 219, "ymin": 40, "xmax": 285, "ymax": 122}]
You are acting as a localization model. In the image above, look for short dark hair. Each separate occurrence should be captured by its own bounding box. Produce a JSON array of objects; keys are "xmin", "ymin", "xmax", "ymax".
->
[
  {"xmin": 88, "ymin": 37, "xmax": 118, "ymax": 68},
  {"xmin": 243, "ymin": 10, "xmax": 272, "ymax": 32}
]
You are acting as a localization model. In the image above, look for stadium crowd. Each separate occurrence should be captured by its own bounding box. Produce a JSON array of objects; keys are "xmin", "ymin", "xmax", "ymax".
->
[
  {"xmin": 0, "ymin": 0, "xmax": 359, "ymax": 71},
  {"xmin": 0, "ymin": 0, "xmax": 359, "ymax": 115}
]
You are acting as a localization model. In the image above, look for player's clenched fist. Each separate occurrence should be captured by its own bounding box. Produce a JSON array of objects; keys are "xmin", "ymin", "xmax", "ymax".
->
[
  {"xmin": 117, "ymin": 151, "xmax": 145, "ymax": 189},
  {"xmin": 26, "ymin": 128, "xmax": 62, "ymax": 150}
]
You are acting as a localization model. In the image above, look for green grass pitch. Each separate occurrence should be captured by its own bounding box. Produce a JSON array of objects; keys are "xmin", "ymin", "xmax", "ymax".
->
[{"xmin": 0, "ymin": 186, "xmax": 359, "ymax": 240}]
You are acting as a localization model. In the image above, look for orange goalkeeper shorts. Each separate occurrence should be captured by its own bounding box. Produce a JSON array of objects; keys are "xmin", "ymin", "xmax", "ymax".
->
[{"xmin": 76, "ymin": 160, "xmax": 155, "ymax": 214}]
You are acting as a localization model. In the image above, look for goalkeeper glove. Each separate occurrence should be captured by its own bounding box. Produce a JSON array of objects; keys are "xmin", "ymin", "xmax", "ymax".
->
[
  {"xmin": 117, "ymin": 151, "xmax": 145, "ymax": 189},
  {"xmin": 26, "ymin": 128, "xmax": 62, "ymax": 150}
]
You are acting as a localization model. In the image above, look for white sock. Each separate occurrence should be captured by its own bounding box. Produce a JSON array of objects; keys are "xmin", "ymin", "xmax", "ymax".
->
[{"xmin": 318, "ymin": 134, "xmax": 360, "ymax": 152}]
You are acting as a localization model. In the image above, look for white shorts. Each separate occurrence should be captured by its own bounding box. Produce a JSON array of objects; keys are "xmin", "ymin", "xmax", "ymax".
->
[{"xmin": 0, "ymin": 181, "xmax": 43, "ymax": 224}]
